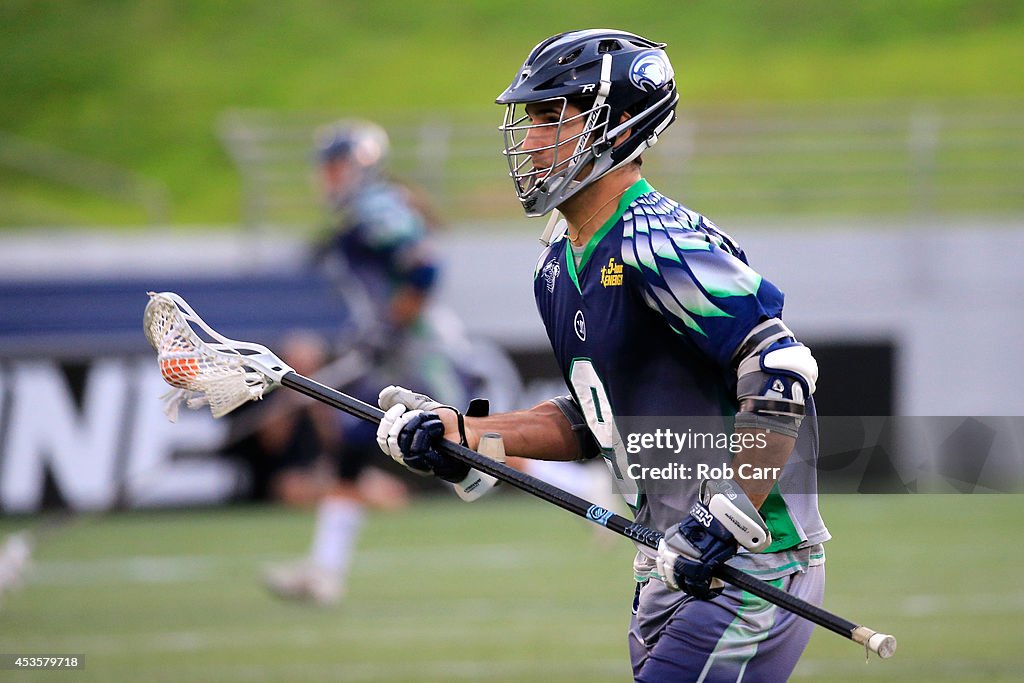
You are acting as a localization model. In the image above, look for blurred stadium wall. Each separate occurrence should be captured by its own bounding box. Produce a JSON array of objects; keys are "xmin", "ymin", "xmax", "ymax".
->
[
  {"xmin": 1, "ymin": 218, "xmax": 1022, "ymax": 512},
  {"xmin": 1, "ymin": 99, "xmax": 1022, "ymax": 513}
]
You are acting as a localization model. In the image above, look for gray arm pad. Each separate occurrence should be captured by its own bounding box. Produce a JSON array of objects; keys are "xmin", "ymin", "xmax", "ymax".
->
[
  {"xmin": 732, "ymin": 318, "xmax": 818, "ymax": 429},
  {"xmin": 734, "ymin": 410, "xmax": 801, "ymax": 439},
  {"xmin": 548, "ymin": 395, "xmax": 602, "ymax": 460}
]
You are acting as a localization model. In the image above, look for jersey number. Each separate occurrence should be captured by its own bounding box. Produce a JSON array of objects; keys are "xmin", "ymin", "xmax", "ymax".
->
[{"xmin": 569, "ymin": 359, "xmax": 639, "ymax": 507}]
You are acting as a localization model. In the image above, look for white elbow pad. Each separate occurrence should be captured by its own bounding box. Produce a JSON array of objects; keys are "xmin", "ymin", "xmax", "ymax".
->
[
  {"xmin": 762, "ymin": 343, "xmax": 817, "ymax": 396},
  {"xmin": 734, "ymin": 318, "xmax": 818, "ymax": 420}
]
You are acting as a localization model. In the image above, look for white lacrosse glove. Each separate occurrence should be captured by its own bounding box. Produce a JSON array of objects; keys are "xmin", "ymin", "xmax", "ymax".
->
[
  {"xmin": 378, "ymin": 385, "xmax": 445, "ymax": 414},
  {"xmin": 376, "ymin": 385, "xmax": 501, "ymax": 502}
]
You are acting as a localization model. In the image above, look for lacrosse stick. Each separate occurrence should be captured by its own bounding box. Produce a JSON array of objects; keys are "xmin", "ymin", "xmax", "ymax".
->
[{"xmin": 143, "ymin": 291, "xmax": 896, "ymax": 659}]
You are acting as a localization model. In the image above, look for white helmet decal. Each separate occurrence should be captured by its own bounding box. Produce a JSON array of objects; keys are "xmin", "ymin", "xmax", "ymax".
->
[{"xmin": 629, "ymin": 51, "xmax": 673, "ymax": 92}]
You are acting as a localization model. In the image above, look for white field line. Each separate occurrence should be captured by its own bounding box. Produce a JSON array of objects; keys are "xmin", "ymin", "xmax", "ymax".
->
[
  {"xmin": 1, "ymin": 613, "xmax": 621, "ymax": 656},
  {"xmin": 27, "ymin": 553, "xmax": 1024, "ymax": 620},
  {"xmin": 27, "ymin": 544, "xmax": 534, "ymax": 586},
  {"xmin": 898, "ymin": 591, "xmax": 1024, "ymax": 617}
]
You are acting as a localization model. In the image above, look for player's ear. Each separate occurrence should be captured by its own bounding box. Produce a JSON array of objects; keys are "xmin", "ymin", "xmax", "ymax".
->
[{"xmin": 614, "ymin": 112, "xmax": 633, "ymax": 149}]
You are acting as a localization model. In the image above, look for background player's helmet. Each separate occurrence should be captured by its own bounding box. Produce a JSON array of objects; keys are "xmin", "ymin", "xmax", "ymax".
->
[
  {"xmin": 496, "ymin": 29, "xmax": 678, "ymax": 217},
  {"xmin": 314, "ymin": 120, "xmax": 390, "ymax": 206},
  {"xmin": 315, "ymin": 120, "xmax": 387, "ymax": 169},
  {"xmin": 315, "ymin": 120, "xmax": 390, "ymax": 172}
]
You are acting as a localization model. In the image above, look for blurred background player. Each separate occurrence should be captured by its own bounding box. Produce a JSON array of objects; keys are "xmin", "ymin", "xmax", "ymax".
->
[
  {"xmin": 221, "ymin": 330, "xmax": 408, "ymax": 606},
  {"xmin": 310, "ymin": 118, "xmax": 614, "ymax": 504},
  {"xmin": 311, "ymin": 119, "xmax": 471, "ymax": 406},
  {"xmin": 0, "ymin": 530, "xmax": 34, "ymax": 610},
  {"xmin": 223, "ymin": 331, "xmax": 347, "ymax": 506},
  {"xmin": 256, "ymin": 120, "xmax": 475, "ymax": 605},
  {"xmin": 251, "ymin": 120, "xmax": 615, "ymax": 603}
]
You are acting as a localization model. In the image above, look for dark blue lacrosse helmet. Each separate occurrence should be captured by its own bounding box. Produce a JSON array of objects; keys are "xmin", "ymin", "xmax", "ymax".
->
[
  {"xmin": 496, "ymin": 29, "xmax": 678, "ymax": 217},
  {"xmin": 314, "ymin": 120, "xmax": 389, "ymax": 169}
]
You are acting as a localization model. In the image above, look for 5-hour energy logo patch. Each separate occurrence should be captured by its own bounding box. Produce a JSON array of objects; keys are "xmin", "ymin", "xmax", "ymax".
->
[{"xmin": 600, "ymin": 257, "xmax": 623, "ymax": 287}]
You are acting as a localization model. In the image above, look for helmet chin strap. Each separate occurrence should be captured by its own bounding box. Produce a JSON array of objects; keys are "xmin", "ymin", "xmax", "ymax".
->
[
  {"xmin": 538, "ymin": 209, "xmax": 565, "ymax": 246},
  {"xmin": 594, "ymin": 54, "xmax": 613, "ymax": 136},
  {"xmin": 577, "ymin": 53, "xmax": 613, "ymax": 158}
]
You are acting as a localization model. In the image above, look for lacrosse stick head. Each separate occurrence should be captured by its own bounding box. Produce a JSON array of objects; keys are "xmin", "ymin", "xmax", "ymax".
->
[{"xmin": 143, "ymin": 292, "xmax": 293, "ymax": 419}]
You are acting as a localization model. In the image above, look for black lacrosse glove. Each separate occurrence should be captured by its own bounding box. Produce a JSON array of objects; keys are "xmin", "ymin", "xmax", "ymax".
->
[
  {"xmin": 394, "ymin": 410, "xmax": 472, "ymax": 483},
  {"xmin": 657, "ymin": 501, "xmax": 739, "ymax": 600}
]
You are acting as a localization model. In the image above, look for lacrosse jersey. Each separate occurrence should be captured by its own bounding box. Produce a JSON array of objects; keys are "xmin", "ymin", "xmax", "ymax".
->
[
  {"xmin": 315, "ymin": 180, "xmax": 470, "ymax": 409},
  {"xmin": 319, "ymin": 180, "xmax": 438, "ymax": 311},
  {"xmin": 533, "ymin": 179, "xmax": 829, "ymax": 574}
]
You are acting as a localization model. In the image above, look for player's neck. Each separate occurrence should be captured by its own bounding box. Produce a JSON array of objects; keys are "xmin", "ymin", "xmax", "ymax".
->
[{"xmin": 562, "ymin": 167, "xmax": 641, "ymax": 248}]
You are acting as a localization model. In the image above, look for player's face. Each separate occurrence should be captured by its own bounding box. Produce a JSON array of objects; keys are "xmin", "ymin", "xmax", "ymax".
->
[
  {"xmin": 522, "ymin": 100, "xmax": 588, "ymax": 176},
  {"xmin": 319, "ymin": 158, "xmax": 356, "ymax": 203}
]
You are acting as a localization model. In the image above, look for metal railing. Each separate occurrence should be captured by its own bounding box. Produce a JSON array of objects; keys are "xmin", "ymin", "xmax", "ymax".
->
[
  {"xmin": 0, "ymin": 132, "xmax": 170, "ymax": 225},
  {"xmin": 218, "ymin": 100, "xmax": 1024, "ymax": 230}
]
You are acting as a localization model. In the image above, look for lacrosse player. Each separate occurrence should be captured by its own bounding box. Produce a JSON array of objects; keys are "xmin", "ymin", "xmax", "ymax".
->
[
  {"xmin": 263, "ymin": 121, "xmax": 468, "ymax": 605},
  {"xmin": 375, "ymin": 30, "xmax": 831, "ymax": 680},
  {"xmin": 311, "ymin": 119, "xmax": 462, "ymax": 396}
]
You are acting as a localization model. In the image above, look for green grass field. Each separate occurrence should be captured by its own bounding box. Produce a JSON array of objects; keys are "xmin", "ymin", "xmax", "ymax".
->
[{"xmin": 0, "ymin": 493, "xmax": 1021, "ymax": 682}]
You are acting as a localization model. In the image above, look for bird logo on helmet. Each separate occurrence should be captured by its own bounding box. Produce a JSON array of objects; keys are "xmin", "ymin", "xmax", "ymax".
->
[
  {"xmin": 496, "ymin": 29, "xmax": 679, "ymax": 219},
  {"xmin": 629, "ymin": 51, "xmax": 674, "ymax": 92}
]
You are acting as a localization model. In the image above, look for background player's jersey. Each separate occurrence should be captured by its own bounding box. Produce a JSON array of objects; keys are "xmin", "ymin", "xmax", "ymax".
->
[
  {"xmin": 317, "ymin": 180, "xmax": 438, "ymax": 314},
  {"xmin": 533, "ymin": 179, "xmax": 829, "ymax": 574},
  {"xmin": 315, "ymin": 179, "xmax": 472, "ymax": 420}
]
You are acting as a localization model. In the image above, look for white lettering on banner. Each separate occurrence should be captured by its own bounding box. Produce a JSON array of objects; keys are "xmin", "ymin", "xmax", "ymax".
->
[
  {"xmin": 1, "ymin": 360, "xmax": 125, "ymax": 512},
  {"xmin": 124, "ymin": 359, "xmax": 237, "ymax": 508},
  {"xmin": 0, "ymin": 358, "xmax": 239, "ymax": 512}
]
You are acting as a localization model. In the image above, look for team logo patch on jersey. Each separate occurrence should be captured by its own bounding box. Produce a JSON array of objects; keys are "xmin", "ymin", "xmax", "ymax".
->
[
  {"xmin": 600, "ymin": 257, "xmax": 624, "ymax": 287},
  {"xmin": 574, "ymin": 310, "xmax": 587, "ymax": 341},
  {"xmin": 629, "ymin": 51, "xmax": 673, "ymax": 92},
  {"xmin": 541, "ymin": 258, "xmax": 561, "ymax": 293}
]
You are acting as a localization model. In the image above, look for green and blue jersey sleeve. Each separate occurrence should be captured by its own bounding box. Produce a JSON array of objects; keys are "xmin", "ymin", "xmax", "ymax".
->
[{"xmin": 621, "ymin": 190, "xmax": 784, "ymax": 369}]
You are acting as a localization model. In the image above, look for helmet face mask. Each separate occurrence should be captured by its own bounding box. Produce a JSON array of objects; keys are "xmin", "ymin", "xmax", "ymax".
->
[
  {"xmin": 500, "ymin": 97, "xmax": 609, "ymax": 209},
  {"xmin": 496, "ymin": 29, "xmax": 679, "ymax": 218}
]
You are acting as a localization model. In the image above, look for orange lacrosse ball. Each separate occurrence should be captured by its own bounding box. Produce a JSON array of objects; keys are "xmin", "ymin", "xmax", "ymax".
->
[{"xmin": 159, "ymin": 352, "xmax": 201, "ymax": 388}]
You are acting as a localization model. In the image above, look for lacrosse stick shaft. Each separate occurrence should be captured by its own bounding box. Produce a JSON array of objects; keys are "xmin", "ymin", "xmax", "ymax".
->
[{"xmin": 279, "ymin": 372, "xmax": 895, "ymax": 657}]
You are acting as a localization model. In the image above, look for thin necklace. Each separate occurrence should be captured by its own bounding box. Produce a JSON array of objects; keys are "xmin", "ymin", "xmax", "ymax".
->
[{"xmin": 569, "ymin": 186, "xmax": 630, "ymax": 245}]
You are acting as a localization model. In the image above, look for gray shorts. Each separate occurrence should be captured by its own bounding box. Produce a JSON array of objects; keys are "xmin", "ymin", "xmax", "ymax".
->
[{"xmin": 629, "ymin": 562, "xmax": 825, "ymax": 682}]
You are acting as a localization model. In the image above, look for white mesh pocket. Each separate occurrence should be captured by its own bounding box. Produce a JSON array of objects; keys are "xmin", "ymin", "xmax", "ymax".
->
[{"xmin": 144, "ymin": 292, "xmax": 275, "ymax": 419}]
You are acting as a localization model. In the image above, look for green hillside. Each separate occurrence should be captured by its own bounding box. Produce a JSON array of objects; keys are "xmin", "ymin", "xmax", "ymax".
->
[{"xmin": 2, "ymin": 0, "xmax": 1023, "ymax": 226}]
